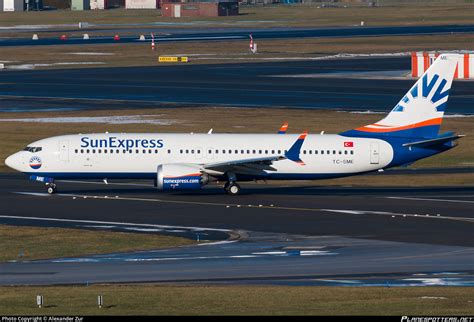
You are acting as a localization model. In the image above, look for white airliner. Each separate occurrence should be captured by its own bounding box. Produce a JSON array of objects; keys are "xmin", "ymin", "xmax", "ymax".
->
[{"xmin": 5, "ymin": 54, "xmax": 464, "ymax": 195}]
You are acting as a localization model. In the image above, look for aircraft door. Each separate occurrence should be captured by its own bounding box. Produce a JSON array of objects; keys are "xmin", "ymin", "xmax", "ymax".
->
[
  {"xmin": 59, "ymin": 140, "xmax": 69, "ymax": 162},
  {"xmin": 370, "ymin": 142, "xmax": 380, "ymax": 164}
]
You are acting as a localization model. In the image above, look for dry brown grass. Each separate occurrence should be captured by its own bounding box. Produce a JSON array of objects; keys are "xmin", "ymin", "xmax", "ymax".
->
[
  {"xmin": 1, "ymin": 284, "xmax": 473, "ymax": 315},
  {"xmin": 1, "ymin": 34, "xmax": 473, "ymax": 70},
  {"xmin": 0, "ymin": 224, "xmax": 195, "ymax": 262},
  {"xmin": 0, "ymin": 4, "xmax": 473, "ymax": 29}
]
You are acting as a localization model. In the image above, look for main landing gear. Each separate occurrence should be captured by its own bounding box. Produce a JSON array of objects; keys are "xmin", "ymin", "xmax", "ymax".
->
[
  {"xmin": 224, "ymin": 172, "xmax": 241, "ymax": 195},
  {"xmin": 46, "ymin": 183, "xmax": 58, "ymax": 194},
  {"xmin": 224, "ymin": 181, "xmax": 241, "ymax": 195}
]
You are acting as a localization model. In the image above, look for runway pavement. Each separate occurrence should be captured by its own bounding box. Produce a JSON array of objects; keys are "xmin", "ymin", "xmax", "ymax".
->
[
  {"xmin": 0, "ymin": 172, "xmax": 473, "ymax": 285},
  {"xmin": 1, "ymin": 25, "xmax": 474, "ymax": 47},
  {"xmin": 1, "ymin": 57, "xmax": 474, "ymax": 113}
]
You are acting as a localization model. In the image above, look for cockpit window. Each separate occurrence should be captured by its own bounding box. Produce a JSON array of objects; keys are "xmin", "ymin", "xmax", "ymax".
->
[{"xmin": 23, "ymin": 147, "xmax": 42, "ymax": 153}]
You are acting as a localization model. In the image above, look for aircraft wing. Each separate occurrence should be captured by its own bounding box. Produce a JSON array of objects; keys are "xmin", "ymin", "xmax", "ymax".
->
[
  {"xmin": 203, "ymin": 155, "xmax": 285, "ymax": 174},
  {"xmin": 202, "ymin": 131, "xmax": 308, "ymax": 175}
]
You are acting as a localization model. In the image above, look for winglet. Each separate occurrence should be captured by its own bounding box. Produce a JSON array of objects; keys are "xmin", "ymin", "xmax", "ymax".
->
[
  {"xmin": 285, "ymin": 131, "xmax": 307, "ymax": 165},
  {"xmin": 278, "ymin": 122, "xmax": 289, "ymax": 134}
]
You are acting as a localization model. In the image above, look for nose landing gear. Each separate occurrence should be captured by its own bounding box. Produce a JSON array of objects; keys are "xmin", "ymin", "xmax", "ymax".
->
[{"xmin": 46, "ymin": 183, "xmax": 58, "ymax": 194}]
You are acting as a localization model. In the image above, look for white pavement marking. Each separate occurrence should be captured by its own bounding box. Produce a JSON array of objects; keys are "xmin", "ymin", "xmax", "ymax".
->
[
  {"xmin": 320, "ymin": 208, "xmax": 474, "ymax": 223},
  {"xmin": 11, "ymin": 191, "xmax": 474, "ymax": 224},
  {"xmin": 0, "ymin": 214, "xmax": 233, "ymax": 233},
  {"xmin": 14, "ymin": 192, "xmax": 51, "ymax": 197},
  {"xmin": 196, "ymin": 240, "xmax": 239, "ymax": 247},
  {"xmin": 385, "ymin": 196, "xmax": 474, "ymax": 204}
]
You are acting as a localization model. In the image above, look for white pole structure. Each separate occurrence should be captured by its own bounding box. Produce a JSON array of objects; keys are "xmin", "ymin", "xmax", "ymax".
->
[
  {"xmin": 151, "ymin": 33, "xmax": 155, "ymax": 51},
  {"xmin": 36, "ymin": 295, "xmax": 43, "ymax": 308},
  {"xmin": 249, "ymin": 33, "xmax": 253, "ymax": 53}
]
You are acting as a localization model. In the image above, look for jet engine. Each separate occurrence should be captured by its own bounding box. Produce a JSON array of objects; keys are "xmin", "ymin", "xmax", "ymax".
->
[{"xmin": 156, "ymin": 164, "xmax": 208, "ymax": 190}]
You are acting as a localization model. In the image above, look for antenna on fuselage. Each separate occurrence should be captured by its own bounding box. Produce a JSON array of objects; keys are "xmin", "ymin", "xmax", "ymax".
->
[{"xmin": 208, "ymin": 129, "xmax": 213, "ymax": 134}]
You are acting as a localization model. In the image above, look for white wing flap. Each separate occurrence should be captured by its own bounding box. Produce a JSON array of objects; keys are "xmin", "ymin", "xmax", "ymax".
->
[{"xmin": 203, "ymin": 155, "xmax": 285, "ymax": 174}]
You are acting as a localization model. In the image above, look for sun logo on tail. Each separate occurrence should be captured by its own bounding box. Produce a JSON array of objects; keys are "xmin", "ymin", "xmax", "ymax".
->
[{"xmin": 393, "ymin": 73, "xmax": 450, "ymax": 113}]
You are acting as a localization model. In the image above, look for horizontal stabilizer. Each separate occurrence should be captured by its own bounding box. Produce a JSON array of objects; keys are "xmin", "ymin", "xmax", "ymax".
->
[{"xmin": 402, "ymin": 134, "xmax": 465, "ymax": 148}]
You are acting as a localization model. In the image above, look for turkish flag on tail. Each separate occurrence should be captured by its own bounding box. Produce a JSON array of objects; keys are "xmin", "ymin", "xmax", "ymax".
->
[{"xmin": 344, "ymin": 142, "xmax": 354, "ymax": 147}]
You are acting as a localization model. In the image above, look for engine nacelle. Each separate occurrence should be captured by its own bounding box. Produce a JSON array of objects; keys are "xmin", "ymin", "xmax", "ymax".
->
[{"xmin": 157, "ymin": 164, "xmax": 208, "ymax": 191}]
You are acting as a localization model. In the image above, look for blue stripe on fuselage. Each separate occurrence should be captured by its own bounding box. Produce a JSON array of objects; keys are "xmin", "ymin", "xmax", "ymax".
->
[{"xmin": 24, "ymin": 171, "xmax": 369, "ymax": 181}]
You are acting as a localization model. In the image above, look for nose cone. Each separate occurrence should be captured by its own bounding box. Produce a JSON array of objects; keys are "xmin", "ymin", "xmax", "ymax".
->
[
  {"xmin": 5, "ymin": 153, "xmax": 20, "ymax": 171},
  {"xmin": 5, "ymin": 155, "xmax": 14, "ymax": 168}
]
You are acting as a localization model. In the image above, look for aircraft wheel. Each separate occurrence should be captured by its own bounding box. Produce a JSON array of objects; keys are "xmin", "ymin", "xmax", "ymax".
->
[
  {"xmin": 47, "ymin": 184, "xmax": 57, "ymax": 194},
  {"xmin": 226, "ymin": 183, "xmax": 241, "ymax": 195}
]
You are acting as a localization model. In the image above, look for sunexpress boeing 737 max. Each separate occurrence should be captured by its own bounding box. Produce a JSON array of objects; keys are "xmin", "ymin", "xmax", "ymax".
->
[{"xmin": 5, "ymin": 54, "xmax": 465, "ymax": 195}]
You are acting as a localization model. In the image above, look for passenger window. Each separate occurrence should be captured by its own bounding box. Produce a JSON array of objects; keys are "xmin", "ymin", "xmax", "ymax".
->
[
  {"xmin": 228, "ymin": 150, "xmax": 232, "ymax": 154},
  {"xmin": 235, "ymin": 150, "xmax": 238, "ymax": 154},
  {"xmin": 168, "ymin": 149, "xmax": 171, "ymax": 154},
  {"xmin": 321, "ymin": 150, "xmax": 324, "ymax": 155},
  {"xmin": 350, "ymin": 150, "xmax": 354, "ymax": 155},
  {"xmin": 259, "ymin": 150, "xmax": 262, "ymax": 154},
  {"xmin": 80, "ymin": 149, "xmax": 84, "ymax": 153},
  {"xmin": 315, "ymin": 150, "xmax": 318, "ymax": 154},
  {"xmin": 75, "ymin": 149, "xmax": 78, "ymax": 153},
  {"xmin": 309, "ymin": 150, "xmax": 312, "ymax": 154},
  {"xmin": 186, "ymin": 150, "xmax": 189, "ymax": 154},
  {"xmin": 253, "ymin": 150, "xmax": 256, "ymax": 154},
  {"xmin": 241, "ymin": 150, "xmax": 244, "ymax": 154},
  {"xmin": 98, "ymin": 150, "xmax": 101, "ymax": 154},
  {"xmin": 339, "ymin": 151, "xmax": 342, "ymax": 155},
  {"xmin": 303, "ymin": 150, "xmax": 306, "ymax": 154},
  {"xmin": 278, "ymin": 150, "xmax": 281, "ymax": 154},
  {"xmin": 344, "ymin": 150, "xmax": 348, "ymax": 155},
  {"xmin": 209, "ymin": 150, "xmax": 212, "ymax": 154},
  {"xmin": 223, "ymin": 150, "xmax": 226, "ymax": 154}
]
